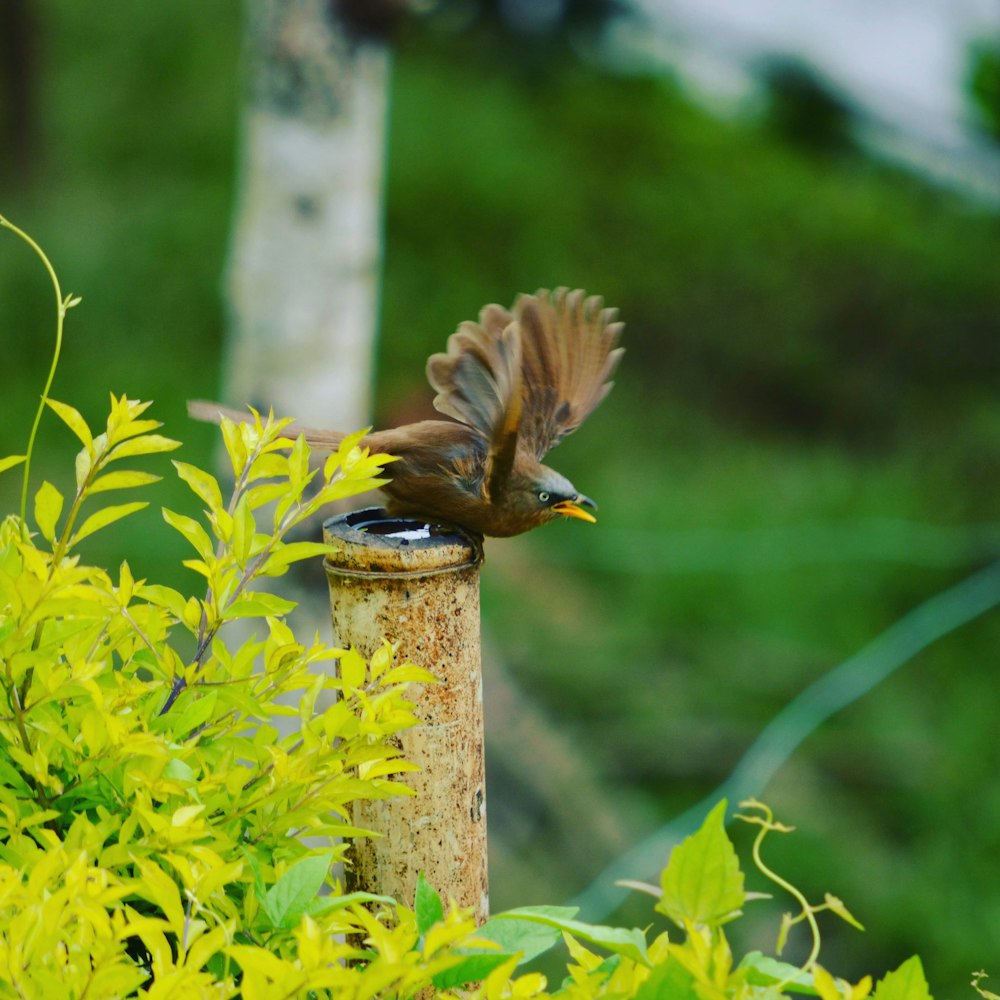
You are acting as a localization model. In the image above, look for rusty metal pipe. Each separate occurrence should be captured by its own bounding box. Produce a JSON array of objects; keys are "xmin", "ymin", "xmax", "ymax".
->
[{"xmin": 323, "ymin": 507, "xmax": 488, "ymax": 923}]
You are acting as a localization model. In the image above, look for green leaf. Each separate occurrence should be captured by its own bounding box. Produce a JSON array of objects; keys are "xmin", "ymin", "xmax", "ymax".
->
[
  {"xmin": 108, "ymin": 433, "xmax": 181, "ymax": 460},
  {"xmin": 224, "ymin": 592, "xmax": 298, "ymax": 619},
  {"xmin": 172, "ymin": 461, "xmax": 224, "ymax": 513},
  {"xmin": 306, "ymin": 890, "xmax": 397, "ymax": 918},
  {"xmin": 492, "ymin": 906, "xmax": 649, "ymax": 966},
  {"xmin": 657, "ymin": 800, "xmax": 745, "ymax": 929},
  {"xmin": 873, "ymin": 956, "xmax": 932, "ymax": 1000},
  {"xmin": 173, "ymin": 690, "xmax": 219, "ymax": 735},
  {"xmin": 46, "ymin": 398, "xmax": 93, "ymax": 450},
  {"xmin": 433, "ymin": 953, "xmax": 514, "ymax": 990},
  {"xmin": 739, "ymin": 951, "xmax": 818, "ymax": 994},
  {"xmin": 70, "ymin": 501, "xmax": 148, "ymax": 546},
  {"xmin": 241, "ymin": 848, "xmax": 269, "ymax": 910},
  {"xmin": 0, "ymin": 454, "xmax": 26, "ymax": 475},
  {"xmin": 415, "ymin": 872, "xmax": 444, "ymax": 935},
  {"xmin": 477, "ymin": 910, "xmax": 563, "ymax": 964},
  {"xmin": 33, "ymin": 480, "xmax": 64, "ymax": 543},
  {"xmin": 263, "ymin": 852, "xmax": 334, "ymax": 930},
  {"xmin": 633, "ymin": 956, "xmax": 700, "ymax": 1000},
  {"xmin": 88, "ymin": 470, "xmax": 162, "ymax": 494},
  {"xmin": 160, "ymin": 759, "xmax": 198, "ymax": 787}
]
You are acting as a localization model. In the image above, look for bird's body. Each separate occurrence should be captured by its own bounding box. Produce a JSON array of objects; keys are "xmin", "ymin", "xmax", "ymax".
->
[{"xmin": 191, "ymin": 288, "xmax": 623, "ymax": 537}]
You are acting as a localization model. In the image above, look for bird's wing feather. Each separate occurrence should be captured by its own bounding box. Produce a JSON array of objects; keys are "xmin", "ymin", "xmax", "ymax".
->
[
  {"xmin": 426, "ymin": 304, "xmax": 523, "ymax": 500},
  {"xmin": 515, "ymin": 288, "xmax": 624, "ymax": 460}
]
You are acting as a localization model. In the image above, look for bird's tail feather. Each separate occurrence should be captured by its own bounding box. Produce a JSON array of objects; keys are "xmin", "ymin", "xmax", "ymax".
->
[{"xmin": 186, "ymin": 399, "xmax": 347, "ymax": 453}]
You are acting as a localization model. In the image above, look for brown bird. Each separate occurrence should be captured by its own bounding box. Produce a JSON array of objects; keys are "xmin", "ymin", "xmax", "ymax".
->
[{"xmin": 190, "ymin": 287, "xmax": 624, "ymax": 537}]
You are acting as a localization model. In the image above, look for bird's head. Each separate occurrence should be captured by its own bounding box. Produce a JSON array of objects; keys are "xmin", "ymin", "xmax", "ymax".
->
[{"xmin": 519, "ymin": 466, "xmax": 598, "ymax": 526}]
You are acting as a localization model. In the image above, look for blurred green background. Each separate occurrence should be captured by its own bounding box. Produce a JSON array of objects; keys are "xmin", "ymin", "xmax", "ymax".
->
[{"xmin": 2, "ymin": 2, "xmax": 1000, "ymax": 992}]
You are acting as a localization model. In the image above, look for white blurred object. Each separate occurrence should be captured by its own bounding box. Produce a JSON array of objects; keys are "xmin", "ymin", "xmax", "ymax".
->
[{"xmin": 609, "ymin": 0, "xmax": 1000, "ymax": 201}]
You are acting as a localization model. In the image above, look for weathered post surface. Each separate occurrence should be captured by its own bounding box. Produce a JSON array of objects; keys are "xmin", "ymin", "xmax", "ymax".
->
[{"xmin": 323, "ymin": 507, "xmax": 488, "ymax": 923}]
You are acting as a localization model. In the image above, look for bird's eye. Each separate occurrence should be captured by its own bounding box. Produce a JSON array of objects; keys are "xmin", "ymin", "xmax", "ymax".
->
[{"xmin": 538, "ymin": 491, "xmax": 550, "ymax": 503}]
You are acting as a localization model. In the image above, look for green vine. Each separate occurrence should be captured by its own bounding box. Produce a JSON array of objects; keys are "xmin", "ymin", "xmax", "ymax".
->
[
  {"xmin": 736, "ymin": 798, "xmax": 865, "ymax": 989},
  {"xmin": 0, "ymin": 215, "xmax": 81, "ymax": 533}
]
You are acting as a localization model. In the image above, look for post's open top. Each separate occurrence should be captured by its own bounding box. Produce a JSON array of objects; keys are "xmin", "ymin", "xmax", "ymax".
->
[{"xmin": 323, "ymin": 507, "xmax": 483, "ymax": 577}]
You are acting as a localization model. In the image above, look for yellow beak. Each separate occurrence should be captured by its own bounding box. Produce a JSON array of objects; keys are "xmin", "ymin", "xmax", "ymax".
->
[{"xmin": 551, "ymin": 499, "xmax": 598, "ymax": 524}]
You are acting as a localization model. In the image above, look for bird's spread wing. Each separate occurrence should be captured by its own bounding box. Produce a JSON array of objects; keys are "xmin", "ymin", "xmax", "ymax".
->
[
  {"xmin": 426, "ymin": 304, "xmax": 523, "ymax": 500},
  {"xmin": 515, "ymin": 288, "xmax": 624, "ymax": 460},
  {"xmin": 426, "ymin": 289, "xmax": 625, "ymax": 489}
]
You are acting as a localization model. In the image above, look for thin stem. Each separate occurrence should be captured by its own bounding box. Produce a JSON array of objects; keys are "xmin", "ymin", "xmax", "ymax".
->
[
  {"xmin": 745, "ymin": 816, "xmax": 821, "ymax": 986},
  {"xmin": 118, "ymin": 607, "xmax": 157, "ymax": 657},
  {"xmin": 0, "ymin": 216, "xmax": 71, "ymax": 534}
]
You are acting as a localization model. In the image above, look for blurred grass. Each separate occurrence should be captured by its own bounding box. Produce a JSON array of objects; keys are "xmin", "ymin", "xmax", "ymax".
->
[{"xmin": 2, "ymin": 6, "xmax": 1000, "ymax": 993}]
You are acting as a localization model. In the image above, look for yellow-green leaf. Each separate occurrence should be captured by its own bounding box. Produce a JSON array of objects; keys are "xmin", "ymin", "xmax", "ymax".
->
[
  {"xmin": 0, "ymin": 454, "xmax": 26, "ymax": 475},
  {"xmin": 245, "ymin": 481, "xmax": 290, "ymax": 510},
  {"xmin": 289, "ymin": 432, "xmax": 310, "ymax": 486},
  {"xmin": 34, "ymin": 480, "xmax": 64, "ymax": 543},
  {"xmin": 118, "ymin": 560, "xmax": 136, "ymax": 603},
  {"xmin": 182, "ymin": 596, "xmax": 203, "ymax": 631},
  {"xmin": 162, "ymin": 507, "xmax": 215, "ymax": 562},
  {"xmin": 181, "ymin": 558, "xmax": 212, "ymax": 579},
  {"xmin": 370, "ymin": 640, "xmax": 393, "ymax": 679},
  {"xmin": 135, "ymin": 860, "xmax": 186, "ymax": 937},
  {"xmin": 379, "ymin": 663, "xmax": 439, "ymax": 687},
  {"xmin": 88, "ymin": 470, "xmax": 162, "ymax": 494},
  {"xmin": 108, "ymin": 433, "xmax": 181, "ymax": 460},
  {"xmin": 75, "ymin": 447, "xmax": 92, "ymax": 488},
  {"xmin": 776, "ymin": 912, "xmax": 794, "ymax": 955},
  {"xmin": 261, "ymin": 541, "xmax": 337, "ymax": 576},
  {"xmin": 338, "ymin": 428, "xmax": 369, "ymax": 459},
  {"xmin": 824, "ymin": 893, "xmax": 865, "ymax": 931},
  {"xmin": 220, "ymin": 417, "xmax": 248, "ymax": 476},
  {"xmin": 873, "ymin": 956, "xmax": 931, "ymax": 1000},
  {"xmin": 223, "ymin": 592, "xmax": 297, "ymax": 619},
  {"xmin": 70, "ymin": 501, "xmax": 148, "ymax": 546},
  {"xmin": 813, "ymin": 966, "xmax": 842, "ymax": 1000},
  {"xmin": 45, "ymin": 397, "xmax": 93, "ymax": 451},
  {"xmin": 136, "ymin": 583, "xmax": 187, "ymax": 619},
  {"xmin": 231, "ymin": 493, "xmax": 254, "ymax": 566},
  {"xmin": 338, "ymin": 647, "xmax": 367, "ymax": 689},
  {"xmin": 247, "ymin": 452, "xmax": 288, "ymax": 482},
  {"xmin": 657, "ymin": 800, "xmax": 745, "ymax": 929},
  {"xmin": 109, "ymin": 418, "xmax": 162, "ymax": 444},
  {"xmin": 172, "ymin": 803, "xmax": 206, "ymax": 827},
  {"xmin": 172, "ymin": 460, "xmax": 224, "ymax": 514}
]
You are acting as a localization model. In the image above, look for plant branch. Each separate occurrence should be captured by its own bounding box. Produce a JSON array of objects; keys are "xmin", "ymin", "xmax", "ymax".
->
[{"xmin": 0, "ymin": 216, "xmax": 74, "ymax": 534}]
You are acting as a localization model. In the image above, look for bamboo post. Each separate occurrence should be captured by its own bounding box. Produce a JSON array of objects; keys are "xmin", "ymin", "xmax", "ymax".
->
[{"xmin": 323, "ymin": 507, "xmax": 488, "ymax": 923}]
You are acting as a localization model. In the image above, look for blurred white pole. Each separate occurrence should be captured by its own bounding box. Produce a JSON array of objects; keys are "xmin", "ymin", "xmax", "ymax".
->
[{"xmin": 224, "ymin": 0, "xmax": 390, "ymax": 429}]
